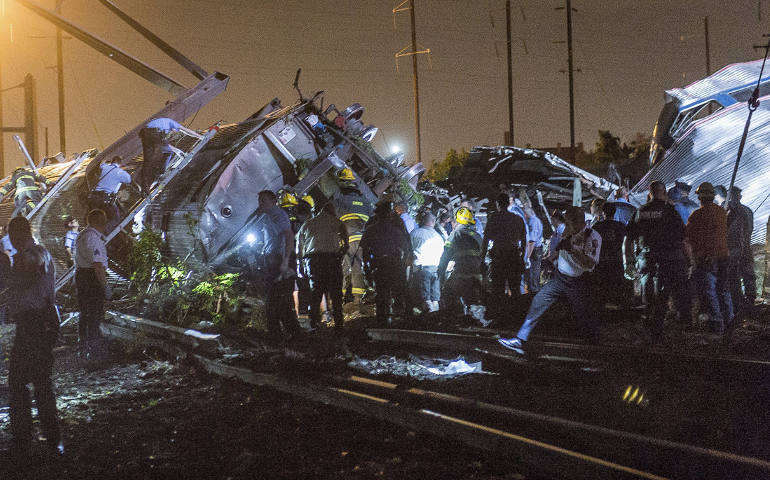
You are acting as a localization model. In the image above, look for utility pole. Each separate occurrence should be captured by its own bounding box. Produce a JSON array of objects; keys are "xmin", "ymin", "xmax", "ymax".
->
[
  {"xmin": 506, "ymin": 0, "xmax": 514, "ymax": 145},
  {"xmin": 0, "ymin": 49, "xmax": 4, "ymax": 176},
  {"xmin": 409, "ymin": 0, "xmax": 421, "ymax": 165},
  {"xmin": 704, "ymin": 16, "xmax": 711, "ymax": 76},
  {"xmin": 566, "ymin": 0, "xmax": 575, "ymax": 162},
  {"xmin": 55, "ymin": 0, "xmax": 65, "ymax": 154},
  {"xmin": 394, "ymin": 0, "xmax": 430, "ymax": 165}
]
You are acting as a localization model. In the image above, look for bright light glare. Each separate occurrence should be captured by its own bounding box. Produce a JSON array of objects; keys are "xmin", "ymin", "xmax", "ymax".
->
[
  {"xmin": 391, "ymin": 144, "xmax": 401, "ymax": 154},
  {"xmin": 246, "ymin": 233, "xmax": 256, "ymax": 244}
]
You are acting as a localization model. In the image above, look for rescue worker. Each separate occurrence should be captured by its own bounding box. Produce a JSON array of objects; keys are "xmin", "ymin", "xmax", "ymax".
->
[
  {"xmin": 481, "ymin": 193, "xmax": 526, "ymax": 321},
  {"xmin": 360, "ymin": 200, "xmax": 412, "ymax": 325},
  {"xmin": 333, "ymin": 168, "xmax": 373, "ymax": 303},
  {"xmin": 6, "ymin": 216, "xmax": 62, "ymax": 459},
  {"xmin": 714, "ymin": 185, "xmax": 728, "ymax": 207},
  {"xmin": 296, "ymin": 202, "xmax": 348, "ymax": 332},
  {"xmin": 524, "ymin": 207, "xmax": 544, "ymax": 293},
  {"xmin": 256, "ymin": 190, "xmax": 302, "ymax": 340},
  {"xmin": 726, "ymin": 186, "xmax": 756, "ymax": 315},
  {"xmin": 0, "ymin": 166, "xmax": 48, "ymax": 217},
  {"xmin": 438, "ymin": 207, "xmax": 483, "ymax": 316},
  {"xmin": 667, "ymin": 186, "xmax": 692, "ymax": 224},
  {"xmin": 626, "ymin": 181, "xmax": 690, "ymax": 337},
  {"xmin": 63, "ymin": 216, "xmax": 79, "ymax": 266},
  {"xmin": 410, "ymin": 211, "xmax": 445, "ymax": 313},
  {"xmin": 499, "ymin": 206, "xmax": 602, "ymax": 354},
  {"xmin": 138, "ymin": 117, "xmax": 182, "ymax": 195},
  {"xmin": 685, "ymin": 182, "xmax": 733, "ymax": 333},
  {"xmin": 75, "ymin": 209, "xmax": 109, "ymax": 358},
  {"xmin": 675, "ymin": 181, "xmax": 699, "ymax": 221},
  {"xmin": 88, "ymin": 155, "xmax": 132, "ymax": 233},
  {"xmin": 592, "ymin": 202, "xmax": 628, "ymax": 308},
  {"xmin": 280, "ymin": 191, "xmax": 312, "ymax": 317}
]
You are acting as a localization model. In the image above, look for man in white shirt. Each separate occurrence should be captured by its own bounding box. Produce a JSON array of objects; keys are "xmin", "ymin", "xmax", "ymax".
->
[
  {"xmin": 74, "ymin": 209, "xmax": 108, "ymax": 357},
  {"xmin": 89, "ymin": 155, "xmax": 132, "ymax": 232},
  {"xmin": 499, "ymin": 206, "xmax": 602, "ymax": 354},
  {"xmin": 410, "ymin": 211, "xmax": 444, "ymax": 312}
]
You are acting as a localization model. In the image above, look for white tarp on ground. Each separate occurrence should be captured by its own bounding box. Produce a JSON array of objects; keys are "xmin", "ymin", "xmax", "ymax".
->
[{"xmin": 349, "ymin": 354, "xmax": 484, "ymax": 380}]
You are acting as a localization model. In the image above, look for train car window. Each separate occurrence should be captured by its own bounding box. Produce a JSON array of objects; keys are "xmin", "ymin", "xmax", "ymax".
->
[{"xmin": 669, "ymin": 100, "xmax": 723, "ymax": 138}]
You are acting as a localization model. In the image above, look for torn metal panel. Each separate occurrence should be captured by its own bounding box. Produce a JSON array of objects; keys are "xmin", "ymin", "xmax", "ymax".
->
[{"xmin": 634, "ymin": 58, "xmax": 770, "ymax": 245}]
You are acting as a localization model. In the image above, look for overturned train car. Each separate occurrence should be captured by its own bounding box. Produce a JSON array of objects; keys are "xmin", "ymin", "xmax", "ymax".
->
[
  {"xmin": 635, "ymin": 58, "xmax": 770, "ymax": 245},
  {"xmin": 0, "ymin": 95, "xmax": 423, "ymax": 286}
]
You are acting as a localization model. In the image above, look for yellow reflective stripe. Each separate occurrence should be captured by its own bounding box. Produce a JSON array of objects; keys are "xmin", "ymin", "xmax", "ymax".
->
[
  {"xmin": 16, "ymin": 186, "xmax": 39, "ymax": 193},
  {"xmin": 17, "ymin": 175, "xmax": 34, "ymax": 181},
  {"xmin": 352, "ymin": 201, "xmax": 363, "ymax": 206},
  {"xmin": 340, "ymin": 213, "xmax": 369, "ymax": 222},
  {"xmin": 351, "ymin": 287, "xmax": 367, "ymax": 294},
  {"xmin": 348, "ymin": 234, "xmax": 362, "ymax": 242}
]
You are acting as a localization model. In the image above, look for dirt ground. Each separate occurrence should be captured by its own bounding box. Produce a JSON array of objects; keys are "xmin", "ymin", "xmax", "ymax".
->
[{"xmin": 0, "ymin": 324, "xmax": 526, "ymax": 480}]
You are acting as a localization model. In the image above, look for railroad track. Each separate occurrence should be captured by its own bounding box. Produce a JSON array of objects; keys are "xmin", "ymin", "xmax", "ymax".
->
[{"xmin": 92, "ymin": 313, "xmax": 770, "ymax": 479}]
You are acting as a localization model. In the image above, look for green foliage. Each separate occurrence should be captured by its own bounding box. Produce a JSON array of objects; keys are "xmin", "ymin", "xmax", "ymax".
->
[
  {"xmin": 395, "ymin": 178, "xmax": 424, "ymax": 211},
  {"xmin": 130, "ymin": 230, "xmax": 166, "ymax": 294},
  {"xmin": 184, "ymin": 273, "xmax": 241, "ymax": 324},
  {"xmin": 425, "ymin": 148, "xmax": 469, "ymax": 182}
]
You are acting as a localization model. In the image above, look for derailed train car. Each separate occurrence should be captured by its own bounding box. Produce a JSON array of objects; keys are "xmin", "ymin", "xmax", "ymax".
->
[{"xmin": 635, "ymin": 58, "xmax": 770, "ymax": 245}]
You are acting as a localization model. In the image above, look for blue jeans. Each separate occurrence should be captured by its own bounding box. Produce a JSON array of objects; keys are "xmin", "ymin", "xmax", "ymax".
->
[
  {"xmin": 692, "ymin": 257, "xmax": 733, "ymax": 331},
  {"xmin": 412, "ymin": 265, "xmax": 440, "ymax": 305},
  {"xmin": 516, "ymin": 270, "xmax": 590, "ymax": 341}
]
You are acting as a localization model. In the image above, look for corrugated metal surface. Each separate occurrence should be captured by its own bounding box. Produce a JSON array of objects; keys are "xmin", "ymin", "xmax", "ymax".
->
[
  {"xmin": 634, "ymin": 90, "xmax": 770, "ymax": 245},
  {"xmin": 667, "ymin": 59, "xmax": 770, "ymax": 106}
]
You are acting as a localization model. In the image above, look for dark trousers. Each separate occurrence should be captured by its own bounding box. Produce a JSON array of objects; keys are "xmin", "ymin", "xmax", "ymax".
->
[
  {"xmin": 343, "ymin": 240, "xmax": 366, "ymax": 301},
  {"xmin": 372, "ymin": 258, "xmax": 407, "ymax": 322},
  {"xmin": 639, "ymin": 253, "xmax": 692, "ymax": 337},
  {"xmin": 693, "ymin": 257, "xmax": 733, "ymax": 332},
  {"xmin": 528, "ymin": 246, "xmax": 543, "ymax": 293},
  {"xmin": 9, "ymin": 312, "xmax": 60, "ymax": 451},
  {"xmin": 12, "ymin": 190, "xmax": 42, "ymax": 217},
  {"xmin": 263, "ymin": 257, "xmax": 301, "ymax": 338},
  {"xmin": 728, "ymin": 249, "xmax": 757, "ymax": 313},
  {"xmin": 75, "ymin": 268, "xmax": 105, "ymax": 346},
  {"xmin": 488, "ymin": 254, "xmax": 523, "ymax": 318},
  {"xmin": 517, "ymin": 270, "xmax": 590, "ymax": 341},
  {"xmin": 139, "ymin": 128, "xmax": 173, "ymax": 194},
  {"xmin": 307, "ymin": 253, "xmax": 344, "ymax": 328},
  {"xmin": 412, "ymin": 265, "xmax": 440, "ymax": 307}
]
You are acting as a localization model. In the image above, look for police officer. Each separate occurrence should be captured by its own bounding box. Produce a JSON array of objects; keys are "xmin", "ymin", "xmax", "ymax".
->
[
  {"xmin": 0, "ymin": 167, "xmax": 48, "ymax": 217},
  {"xmin": 726, "ymin": 186, "xmax": 756, "ymax": 312},
  {"xmin": 6, "ymin": 216, "xmax": 62, "ymax": 459},
  {"xmin": 627, "ymin": 181, "xmax": 691, "ymax": 338},
  {"xmin": 75, "ymin": 209, "xmax": 109, "ymax": 358},
  {"xmin": 138, "ymin": 117, "xmax": 182, "ymax": 195},
  {"xmin": 360, "ymin": 200, "xmax": 412, "ymax": 325},
  {"xmin": 438, "ymin": 207, "xmax": 483, "ymax": 316},
  {"xmin": 334, "ymin": 168, "xmax": 373, "ymax": 303},
  {"xmin": 481, "ymin": 193, "xmax": 526, "ymax": 321},
  {"xmin": 88, "ymin": 155, "xmax": 132, "ymax": 233},
  {"xmin": 592, "ymin": 202, "xmax": 628, "ymax": 307},
  {"xmin": 296, "ymin": 202, "xmax": 348, "ymax": 331}
]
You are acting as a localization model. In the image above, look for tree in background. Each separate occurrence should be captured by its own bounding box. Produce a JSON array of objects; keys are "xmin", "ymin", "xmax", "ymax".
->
[{"xmin": 425, "ymin": 148, "xmax": 469, "ymax": 182}]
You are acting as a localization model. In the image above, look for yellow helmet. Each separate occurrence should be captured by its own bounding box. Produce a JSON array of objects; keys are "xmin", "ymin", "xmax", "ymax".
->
[
  {"xmin": 301, "ymin": 194, "xmax": 315, "ymax": 209},
  {"xmin": 455, "ymin": 207, "xmax": 475, "ymax": 225},
  {"xmin": 337, "ymin": 168, "xmax": 355, "ymax": 181},
  {"xmin": 279, "ymin": 192, "xmax": 298, "ymax": 207}
]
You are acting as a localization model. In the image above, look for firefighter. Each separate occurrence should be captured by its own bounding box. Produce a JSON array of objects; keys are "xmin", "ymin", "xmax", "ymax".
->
[
  {"xmin": 0, "ymin": 166, "xmax": 48, "ymax": 217},
  {"xmin": 438, "ymin": 207, "xmax": 483, "ymax": 316},
  {"xmin": 360, "ymin": 200, "xmax": 412, "ymax": 325},
  {"xmin": 334, "ymin": 168, "xmax": 373, "ymax": 303},
  {"xmin": 280, "ymin": 191, "xmax": 313, "ymax": 317}
]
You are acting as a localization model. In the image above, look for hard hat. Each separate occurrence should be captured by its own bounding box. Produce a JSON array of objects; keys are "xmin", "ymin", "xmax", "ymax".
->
[
  {"xmin": 279, "ymin": 192, "xmax": 298, "ymax": 207},
  {"xmin": 301, "ymin": 194, "xmax": 315, "ymax": 209},
  {"xmin": 695, "ymin": 182, "xmax": 715, "ymax": 196},
  {"xmin": 337, "ymin": 168, "xmax": 355, "ymax": 181},
  {"xmin": 455, "ymin": 207, "xmax": 476, "ymax": 225}
]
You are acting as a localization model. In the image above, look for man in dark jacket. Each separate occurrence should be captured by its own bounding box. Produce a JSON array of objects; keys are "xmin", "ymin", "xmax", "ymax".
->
[
  {"xmin": 481, "ymin": 193, "xmax": 526, "ymax": 320},
  {"xmin": 360, "ymin": 200, "xmax": 412, "ymax": 324},
  {"xmin": 6, "ymin": 216, "xmax": 62, "ymax": 459},
  {"xmin": 592, "ymin": 202, "xmax": 628, "ymax": 307},
  {"xmin": 726, "ymin": 186, "xmax": 756, "ymax": 314},
  {"xmin": 627, "ymin": 181, "xmax": 691, "ymax": 338}
]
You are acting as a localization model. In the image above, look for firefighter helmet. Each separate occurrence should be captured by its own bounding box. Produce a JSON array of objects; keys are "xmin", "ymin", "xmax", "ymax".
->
[
  {"xmin": 455, "ymin": 207, "xmax": 476, "ymax": 225},
  {"xmin": 337, "ymin": 168, "xmax": 355, "ymax": 181},
  {"xmin": 695, "ymin": 182, "xmax": 715, "ymax": 197},
  {"xmin": 301, "ymin": 194, "xmax": 315, "ymax": 209},
  {"xmin": 279, "ymin": 191, "xmax": 298, "ymax": 207}
]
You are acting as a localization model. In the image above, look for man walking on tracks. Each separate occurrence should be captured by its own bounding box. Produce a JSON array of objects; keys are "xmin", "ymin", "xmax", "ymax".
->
[
  {"xmin": 626, "ymin": 181, "xmax": 691, "ymax": 338},
  {"xmin": 6, "ymin": 216, "xmax": 62, "ymax": 460},
  {"xmin": 75, "ymin": 209, "xmax": 109, "ymax": 359},
  {"xmin": 0, "ymin": 167, "xmax": 48, "ymax": 217},
  {"xmin": 499, "ymin": 206, "xmax": 601, "ymax": 354}
]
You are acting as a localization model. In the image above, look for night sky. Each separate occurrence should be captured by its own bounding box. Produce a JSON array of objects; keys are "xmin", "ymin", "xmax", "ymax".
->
[{"xmin": 1, "ymin": 0, "xmax": 769, "ymax": 174}]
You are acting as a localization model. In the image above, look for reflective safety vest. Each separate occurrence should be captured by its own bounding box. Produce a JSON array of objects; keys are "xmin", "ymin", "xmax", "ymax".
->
[
  {"xmin": 0, "ymin": 169, "xmax": 45, "ymax": 197},
  {"xmin": 335, "ymin": 189, "xmax": 372, "ymax": 243}
]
